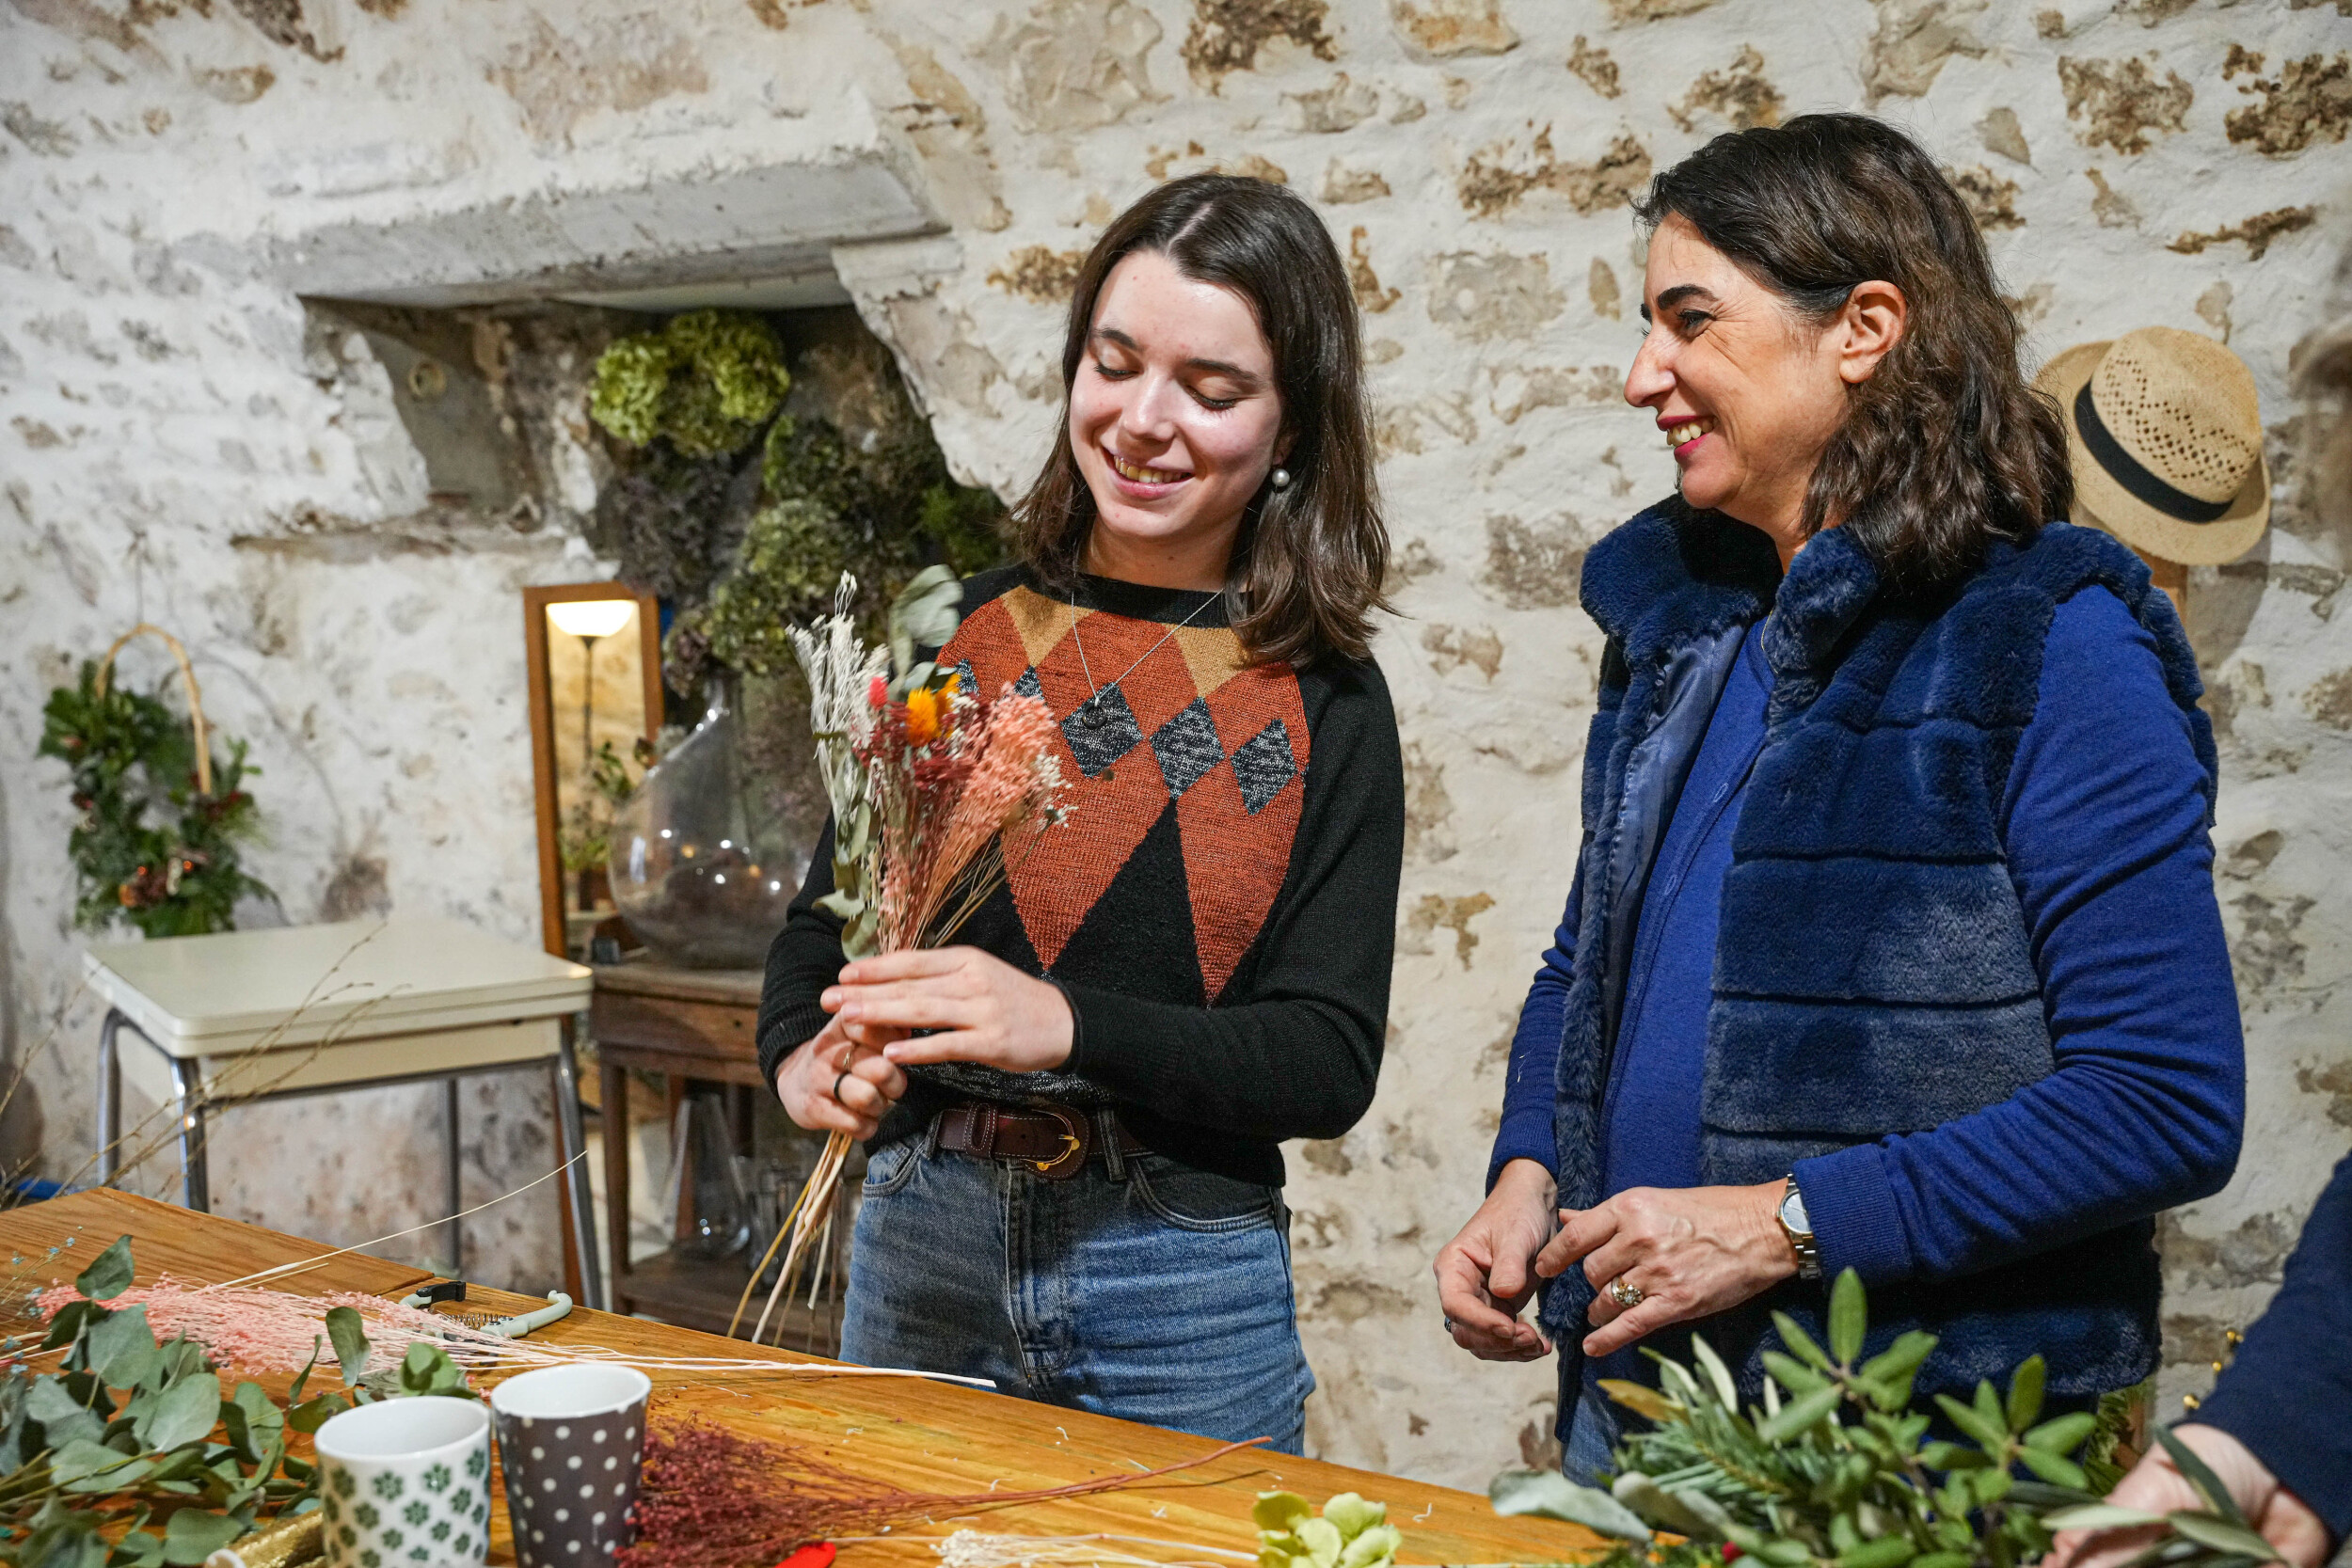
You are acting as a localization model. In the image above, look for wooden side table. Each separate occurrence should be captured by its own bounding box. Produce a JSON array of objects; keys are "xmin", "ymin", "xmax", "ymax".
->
[{"xmin": 589, "ymin": 958, "xmax": 845, "ymax": 1347}]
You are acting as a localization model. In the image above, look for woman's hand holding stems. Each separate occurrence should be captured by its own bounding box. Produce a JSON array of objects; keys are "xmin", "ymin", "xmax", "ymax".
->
[
  {"xmin": 773, "ymin": 947, "xmax": 1075, "ymax": 1137},
  {"xmin": 1436, "ymin": 1157, "xmax": 1800, "ymax": 1361}
]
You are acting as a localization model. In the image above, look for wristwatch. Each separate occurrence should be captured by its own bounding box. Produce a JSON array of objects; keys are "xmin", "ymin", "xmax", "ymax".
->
[{"xmin": 1778, "ymin": 1174, "xmax": 1822, "ymax": 1280}]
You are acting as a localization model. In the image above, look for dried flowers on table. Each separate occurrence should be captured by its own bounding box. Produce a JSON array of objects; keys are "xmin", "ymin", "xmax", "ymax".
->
[
  {"xmin": 617, "ymin": 1419, "xmax": 1265, "ymax": 1568},
  {"xmin": 928, "ymin": 1529, "xmax": 1257, "ymax": 1568},
  {"xmin": 31, "ymin": 1275, "xmax": 984, "ymax": 1390},
  {"xmin": 737, "ymin": 567, "xmax": 1069, "ymax": 1342}
]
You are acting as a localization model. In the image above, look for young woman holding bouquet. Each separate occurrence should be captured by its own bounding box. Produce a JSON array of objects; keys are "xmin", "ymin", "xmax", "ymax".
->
[{"xmin": 758, "ymin": 174, "xmax": 1404, "ymax": 1452}]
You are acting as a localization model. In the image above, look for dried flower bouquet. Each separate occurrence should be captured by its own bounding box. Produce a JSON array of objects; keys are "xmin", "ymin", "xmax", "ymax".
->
[{"xmin": 735, "ymin": 569, "xmax": 1068, "ymax": 1343}]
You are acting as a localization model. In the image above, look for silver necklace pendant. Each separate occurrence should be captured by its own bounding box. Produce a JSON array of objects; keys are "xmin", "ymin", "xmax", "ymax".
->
[{"xmin": 1076, "ymin": 697, "xmax": 1106, "ymax": 729}]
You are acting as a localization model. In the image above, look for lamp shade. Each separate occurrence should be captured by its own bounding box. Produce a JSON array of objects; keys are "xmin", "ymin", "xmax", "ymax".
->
[{"xmin": 548, "ymin": 599, "xmax": 636, "ymax": 640}]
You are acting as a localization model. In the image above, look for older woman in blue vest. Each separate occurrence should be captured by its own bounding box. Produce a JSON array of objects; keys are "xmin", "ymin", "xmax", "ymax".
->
[{"xmin": 1436, "ymin": 113, "xmax": 2244, "ymax": 1480}]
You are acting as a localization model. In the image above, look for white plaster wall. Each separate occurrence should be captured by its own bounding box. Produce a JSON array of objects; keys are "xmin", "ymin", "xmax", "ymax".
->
[{"xmin": 3, "ymin": 0, "xmax": 2349, "ymax": 1488}]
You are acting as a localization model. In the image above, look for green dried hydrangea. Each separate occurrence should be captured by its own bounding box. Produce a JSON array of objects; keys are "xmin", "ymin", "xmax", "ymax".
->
[
  {"xmin": 698, "ymin": 497, "xmax": 858, "ymax": 677},
  {"xmin": 1254, "ymin": 1492, "xmax": 1402, "ymax": 1568},
  {"xmin": 588, "ymin": 309, "xmax": 792, "ymax": 458}
]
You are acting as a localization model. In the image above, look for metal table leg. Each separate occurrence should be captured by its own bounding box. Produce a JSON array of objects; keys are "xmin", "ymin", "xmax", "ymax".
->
[
  {"xmin": 600, "ymin": 1053, "xmax": 630, "ymax": 1316},
  {"xmin": 167, "ymin": 1056, "xmax": 209, "ymax": 1212},
  {"xmin": 444, "ymin": 1078, "xmax": 464, "ymax": 1276},
  {"xmin": 97, "ymin": 1010, "xmax": 123, "ymax": 1185},
  {"xmin": 552, "ymin": 1034, "xmax": 604, "ymax": 1311}
]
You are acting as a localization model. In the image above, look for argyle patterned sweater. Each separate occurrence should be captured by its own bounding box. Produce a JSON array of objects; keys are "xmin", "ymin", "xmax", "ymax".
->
[{"xmin": 757, "ymin": 565, "xmax": 1406, "ymax": 1186}]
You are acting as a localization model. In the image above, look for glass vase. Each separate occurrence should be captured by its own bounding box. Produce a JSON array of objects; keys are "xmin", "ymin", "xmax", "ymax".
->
[
  {"xmin": 677, "ymin": 1091, "xmax": 750, "ymax": 1261},
  {"xmin": 607, "ymin": 679, "xmax": 812, "ymax": 969}
]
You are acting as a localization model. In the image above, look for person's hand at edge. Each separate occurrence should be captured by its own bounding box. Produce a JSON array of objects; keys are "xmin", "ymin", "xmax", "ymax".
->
[
  {"xmin": 2048, "ymin": 1424, "xmax": 2330, "ymax": 1568},
  {"xmin": 1436, "ymin": 1158, "xmax": 1558, "ymax": 1362}
]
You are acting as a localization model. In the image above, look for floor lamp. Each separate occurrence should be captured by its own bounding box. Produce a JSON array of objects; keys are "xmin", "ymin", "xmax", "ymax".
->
[{"xmin": 547, "ymin": 599, "xmax": 637, "ymax": 910}]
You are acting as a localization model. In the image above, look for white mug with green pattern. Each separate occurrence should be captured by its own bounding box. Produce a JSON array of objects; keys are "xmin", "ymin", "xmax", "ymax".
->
[{"xmin": 314, "ymin": 1398, "xmax": 494, "ymax": 1568}]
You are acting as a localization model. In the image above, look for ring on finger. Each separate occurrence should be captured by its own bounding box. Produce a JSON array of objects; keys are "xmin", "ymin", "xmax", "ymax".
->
[
  {"xmin": 1609, "ymin": 1275, "xmax": 1645, "ymax": 1309},
  {"xmin": 832, "ymin": 1069, "xmax": 852, "ymax": 1105}
]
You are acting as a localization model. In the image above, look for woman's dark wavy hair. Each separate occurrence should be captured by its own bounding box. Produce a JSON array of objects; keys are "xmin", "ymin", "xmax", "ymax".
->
[
  {"xmin": 1011, "ymin": 173, "xmax": 1388, "ymax": 667},
  {"xmin": 1633, "ymin": 113, "xmax": 2072, "ymax": 590}
]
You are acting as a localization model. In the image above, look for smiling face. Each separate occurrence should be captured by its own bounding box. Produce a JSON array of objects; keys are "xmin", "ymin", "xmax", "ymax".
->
[
  {"xmin": 1626, "ymin": 215, "xmax": 1862, "ymax": 552},
  {"xmin": 1069, "ymin": 248, "xmax": 1288, "ymax": 589}
]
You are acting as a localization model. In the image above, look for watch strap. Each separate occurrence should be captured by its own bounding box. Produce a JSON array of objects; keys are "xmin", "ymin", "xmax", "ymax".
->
[{"xmin": 1779, "ymin": 1174, "xmax": 1822, "ymax": 1281}]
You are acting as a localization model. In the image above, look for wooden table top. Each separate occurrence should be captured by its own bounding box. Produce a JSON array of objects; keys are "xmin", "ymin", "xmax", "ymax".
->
[
  {"xmin": 4, "ymin": 1196, "xmax": 1604, "ymax": 1566},
  {"xmin": 0, "ymin": 1188, "xmax": 435, "ymax": 1301}
]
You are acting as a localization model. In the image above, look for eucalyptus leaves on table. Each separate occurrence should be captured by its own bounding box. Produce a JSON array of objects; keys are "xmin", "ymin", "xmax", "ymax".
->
[
  {"xmin": 3, "ymin": 1237, "xmax": 470, "ymax": 1568},
  {"xmin": 1491, "ymin": 1270, "xmax": 2271, "ymax": 1568}
]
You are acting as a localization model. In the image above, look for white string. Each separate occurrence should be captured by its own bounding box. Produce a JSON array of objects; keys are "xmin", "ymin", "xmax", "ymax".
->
[{"xmin": 208, "ymin": 1151, "xmax": 587, "ymax": 1290}]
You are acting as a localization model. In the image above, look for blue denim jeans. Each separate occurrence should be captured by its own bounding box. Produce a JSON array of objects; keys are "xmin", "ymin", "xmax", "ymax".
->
[
  {"xmin": 841, "ymin": 1134, "xmax": 1314, "ymax": 1453},
  {"xmin": 1563, "ymin": 1392, "xmax": 1619, "ymax": 1488}
]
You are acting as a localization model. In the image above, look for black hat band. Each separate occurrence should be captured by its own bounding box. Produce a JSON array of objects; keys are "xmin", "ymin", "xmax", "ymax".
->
[{"xmin": 2074, "ymin": 381, "xmax": 2233, "ymax": 525}]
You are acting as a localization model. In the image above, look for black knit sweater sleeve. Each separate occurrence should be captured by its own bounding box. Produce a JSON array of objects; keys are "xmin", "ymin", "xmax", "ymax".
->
[
  {"xmin": 756, "ymin": 659, "xmax": 1407, "ymax": 1143},
  {"xmin": 1061, "ymin": 657, "xmax": 1403, "ymax": 1145},
  {"xmin": 756, "ymin": 819, "xmax": 850, "ymax": 1088}
]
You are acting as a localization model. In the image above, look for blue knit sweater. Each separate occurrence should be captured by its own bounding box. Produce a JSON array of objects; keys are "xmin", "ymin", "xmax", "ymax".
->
[{"xmin": 1492, "ymin": 501, "xmax": 2244, "ymax": 1421}]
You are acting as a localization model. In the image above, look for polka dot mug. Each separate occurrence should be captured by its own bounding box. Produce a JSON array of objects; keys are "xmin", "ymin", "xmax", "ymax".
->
[
  {"xmin": 488, "ymin": 1364, "xmax": 653, "ymax": 1568},
  {"xmin": 313, "ymin": 1396, "xmax": 495, "ymax": 1568}
]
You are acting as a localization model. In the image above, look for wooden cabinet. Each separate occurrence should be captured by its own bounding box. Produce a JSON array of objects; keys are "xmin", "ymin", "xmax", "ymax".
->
[{"xmin": 589, "ymin": 958, "xmax": 845, "ymax": 1349}]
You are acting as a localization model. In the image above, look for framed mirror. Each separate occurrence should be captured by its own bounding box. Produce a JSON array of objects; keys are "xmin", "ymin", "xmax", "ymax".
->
[{"xmin": 524, "ymin": 583, "xmax": 663, "ymax": 959}]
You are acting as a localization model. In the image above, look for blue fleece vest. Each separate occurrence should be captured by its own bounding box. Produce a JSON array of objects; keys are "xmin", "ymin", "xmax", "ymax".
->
[{"xmin": 1545, "ymin": 499, "xmax": 2217, "ymax": 1402}]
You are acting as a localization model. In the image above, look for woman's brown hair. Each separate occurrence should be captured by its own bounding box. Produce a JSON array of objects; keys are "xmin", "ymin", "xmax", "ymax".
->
[
  {"xmin": 1633, "ymin": 114, "xmax": 2073, "ymax": 590},
  {"xmin": 1011, "ymin": 173, "xmax": 1388, "ymax": 666}
]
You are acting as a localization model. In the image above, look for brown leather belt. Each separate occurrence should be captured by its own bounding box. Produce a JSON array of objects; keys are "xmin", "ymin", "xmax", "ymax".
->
[{"xmin": 933, "ymin": 1102, "xmax": 1146, "ymax": 1180}]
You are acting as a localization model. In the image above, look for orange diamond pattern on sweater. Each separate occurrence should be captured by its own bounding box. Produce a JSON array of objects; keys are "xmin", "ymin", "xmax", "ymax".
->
[{"xmin": 942, "ymin": 587, "xmax": 1310, "ymax": 1000}]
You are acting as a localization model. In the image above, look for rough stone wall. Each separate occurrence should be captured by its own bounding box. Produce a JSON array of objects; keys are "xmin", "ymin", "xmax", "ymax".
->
[{"xmin": 5, "ymin": 0, "xmax": 2350, "ymax": 1488}]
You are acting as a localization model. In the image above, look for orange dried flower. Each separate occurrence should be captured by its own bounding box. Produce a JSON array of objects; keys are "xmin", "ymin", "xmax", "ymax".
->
[
  {"xmin": 903, "ymin": 687, "xmax": 939, "ymax": 744},
  {"xmin": 900, "ymin": 673, "xmax": 961, "ymax": 746}
]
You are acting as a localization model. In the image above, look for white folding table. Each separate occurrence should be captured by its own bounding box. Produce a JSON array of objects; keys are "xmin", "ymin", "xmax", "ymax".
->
[{"xmin": 86, "ymin": 916, "xmax": 602, "ymax": 1308}]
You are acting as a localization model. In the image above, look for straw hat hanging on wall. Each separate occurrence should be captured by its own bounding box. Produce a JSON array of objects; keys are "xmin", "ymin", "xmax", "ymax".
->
[{"xmin": 2032, "ymin": 325, "xmax": 2270, "ymax": 566}]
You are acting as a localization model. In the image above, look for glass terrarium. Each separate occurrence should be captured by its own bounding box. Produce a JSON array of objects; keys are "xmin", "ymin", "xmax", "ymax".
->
[{"xmin": 607, "ymin": 682, "xmax": 812, "ymax": 969}]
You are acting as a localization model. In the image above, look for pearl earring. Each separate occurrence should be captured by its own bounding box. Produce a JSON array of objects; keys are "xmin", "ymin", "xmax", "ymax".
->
[{"xmin": 1270, "ymin": 467, "xmax": 1293, "ymax": 491}]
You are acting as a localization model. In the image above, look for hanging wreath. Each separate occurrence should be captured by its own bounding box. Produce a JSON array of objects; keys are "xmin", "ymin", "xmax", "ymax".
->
[{"xmin": 38, "ymin": 625, "xmax": 273, "ymax": 939}]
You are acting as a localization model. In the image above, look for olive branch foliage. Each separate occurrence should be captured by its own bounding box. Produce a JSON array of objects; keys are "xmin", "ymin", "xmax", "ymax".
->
[
  {"xmin": 1493, "ymin": 1271, "xmax": 2280, "ymax": 1568},
  {"xmin": 2, "ymin": 1239, "xmax": 469, "ymax": 1568}
]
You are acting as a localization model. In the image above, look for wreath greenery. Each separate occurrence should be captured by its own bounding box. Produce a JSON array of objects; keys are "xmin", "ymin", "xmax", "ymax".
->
[{"xmin": 39, "ymin": 659, "xmax": 272, "ymax": 939}]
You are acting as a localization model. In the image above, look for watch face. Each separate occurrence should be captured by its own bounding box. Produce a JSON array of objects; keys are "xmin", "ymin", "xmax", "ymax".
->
[{"xmin": 1781, "ymin": 1189, "xmax": 1811, "ymax": 1235}]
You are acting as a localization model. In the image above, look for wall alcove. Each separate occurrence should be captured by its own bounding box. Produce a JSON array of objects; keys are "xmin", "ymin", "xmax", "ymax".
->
[{"xmin": 247, "ymin": 156, "xmax": 1007, "ymax": 1326}]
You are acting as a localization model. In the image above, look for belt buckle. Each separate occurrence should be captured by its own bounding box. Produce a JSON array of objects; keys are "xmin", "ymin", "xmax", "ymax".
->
[{"xmin": 1029, "ymin": 1106, "xmax": 1087, "ymax": 1180}]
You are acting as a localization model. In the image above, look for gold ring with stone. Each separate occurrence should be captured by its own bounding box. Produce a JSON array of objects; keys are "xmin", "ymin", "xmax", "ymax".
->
[{"xmin": 1610, "ymin": 1276, "xmax": 1645, "ymax": 1308}]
